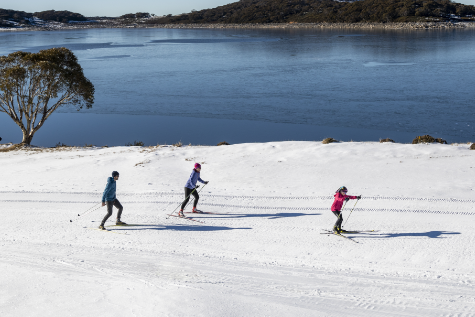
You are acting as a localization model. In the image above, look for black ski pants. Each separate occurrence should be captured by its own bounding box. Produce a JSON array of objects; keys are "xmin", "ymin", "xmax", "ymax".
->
[
  {"xmin": 101, "ymin": 199, "xmax": 123, "ymax": 225},
  {"xmin": 332, "ymin": 210, "xmax": 343, "ymax": 230},
  {"xmin": 181, "ymin": 187, "xmax": 199, "ymax": 210}
]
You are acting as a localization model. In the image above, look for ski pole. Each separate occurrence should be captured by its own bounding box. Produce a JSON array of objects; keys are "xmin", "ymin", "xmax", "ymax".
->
[
  {"xmin": 336, "ymin": 199, "xmax": 348, "ymax": 227},
  {"xmin": 166, "ymin": 186, "xmax": 200, "ymax": 219},
  {"xmin": 70, "ymin": 202, "xmax": 102, "ymax": 222},
  {"xmin": 343, "ymin": 199, "xmax": 359, "ymax": 228},
  {"xmin": 184, "ymin": 183, "xmax": 208, "ymax": 211}
]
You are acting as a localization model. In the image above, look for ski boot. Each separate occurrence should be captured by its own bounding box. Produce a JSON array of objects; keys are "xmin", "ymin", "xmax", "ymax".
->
[
  {"xmin": 116, "ymin": 220, "xmax": 127, "ymax": 225},
  {"xmin": 340, "ymin": 229, "xmax": 349, "ymax": 233},
  {"xmin": 333, "ymin": 226, "xmax": 342, "ymax": 234},
  {"xmin": 99, "ymin": 224, "xmax": 106, "ymax": 230},
  {"xmin": 192, "ymin": 207, "xmax": 203, "ymax": 214},
  {"xmin": 178, "ymin": 210, "xmax": 185, "ymax": 217}
]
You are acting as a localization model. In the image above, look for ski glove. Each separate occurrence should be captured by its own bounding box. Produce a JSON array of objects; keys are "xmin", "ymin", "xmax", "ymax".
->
[
  {"xmin": 357, "ymin": 195, "xmax": 362, "ymax": 200},
  {"xmin": 195, "ymin": 185, "xmax": 200, "ymax": 189},
  {"xmin": 205, "ymin": 181, "xmax": 209, "ymax": 184},
  {"xmin": 345, "ymin": 198, "xmax": 350, "ymax": 202}
]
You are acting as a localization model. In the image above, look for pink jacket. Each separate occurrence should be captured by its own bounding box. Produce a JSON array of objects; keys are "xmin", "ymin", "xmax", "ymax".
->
[{"xmin": 331, "ymin": 192, "xmax": 357, "ymax": 211}]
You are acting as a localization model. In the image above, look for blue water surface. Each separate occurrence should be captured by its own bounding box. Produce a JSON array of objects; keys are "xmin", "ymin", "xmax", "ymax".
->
[{"xmin": 0, "ymin": 27, "xmax": 474, "ymax": 146}]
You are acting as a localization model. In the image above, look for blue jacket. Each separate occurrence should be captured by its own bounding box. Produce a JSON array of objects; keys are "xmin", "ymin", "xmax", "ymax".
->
[
  {"xmin": 185, "ymin": 169, "xmax": 205, "ymax": 189},
  {"xmin": 102, "ymin": 177, "xmax": 117, "ymax": 202}
]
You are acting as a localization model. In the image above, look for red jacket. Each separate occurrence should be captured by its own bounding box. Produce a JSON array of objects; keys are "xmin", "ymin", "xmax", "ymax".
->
[{"xmin": 331, "ymin": 192, "xmax": 357, "ymax": 211}]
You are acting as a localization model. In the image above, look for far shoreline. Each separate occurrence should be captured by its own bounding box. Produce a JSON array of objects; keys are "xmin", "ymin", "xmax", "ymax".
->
[{"xmin": 1, "ymin": 21, "xmax": 475, "ymax": 33}]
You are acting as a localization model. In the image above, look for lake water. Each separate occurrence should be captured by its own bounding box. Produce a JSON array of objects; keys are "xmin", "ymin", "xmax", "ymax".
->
[{"xmin": 0, "ymin": 27, "xmax": 474, "ymax": 146}]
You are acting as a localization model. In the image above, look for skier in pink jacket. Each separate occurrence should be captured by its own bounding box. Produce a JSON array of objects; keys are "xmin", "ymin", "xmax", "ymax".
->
[{"xmin": 331, "ymin": 186, "xmax": 361, "ymax": 233}]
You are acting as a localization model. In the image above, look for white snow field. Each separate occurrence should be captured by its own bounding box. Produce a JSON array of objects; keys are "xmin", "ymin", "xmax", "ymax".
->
[{"xmin": 1, "ymin": 141, "xmax": 474, "ymax": 317}]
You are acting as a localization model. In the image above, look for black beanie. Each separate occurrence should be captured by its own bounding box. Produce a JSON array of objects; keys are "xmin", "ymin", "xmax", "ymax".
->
[{"xmin": 112, "ymin": 171, "xmax": 119, "ymax": 177}]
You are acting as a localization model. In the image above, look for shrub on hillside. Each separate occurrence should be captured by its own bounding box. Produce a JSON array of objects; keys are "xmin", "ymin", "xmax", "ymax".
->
[
  {"xmin": 126, "ymin": 141, "xmax": 144, "ymax": 146},
  {"xmin": 412, "ymin": 135, "xmax": 447, "ymax": 144},
  {"xmin": 380, "ymin": 138, "xmax": 395, "ymax": 143},
  {"xmin": 217, "ymin": 141, "xmax": 230, "ymax": 146},
  {"xmin": 136, "ymin": 12, "xmax": 151, "ymax": 18},
  {"xmin": 120, "ymin": 13, "xmax": 136, "ymax": 19},
  {"xmin": 470, "ymin": 143, "xmax": 475, "ymax": 150},
  {"xmin": 54, "ymin": 142, "xmax": 69, "ymax": 148},
  {"xmin": 322, "ymin": 138, "xmax": 338, "ymax": 144}
]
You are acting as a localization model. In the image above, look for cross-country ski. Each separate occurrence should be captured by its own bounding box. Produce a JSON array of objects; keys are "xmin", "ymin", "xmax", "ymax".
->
[
  {"xmin": 184, "ymin": 211, "xmax": 222, "ymax": 215},
  {"xmin": 105, "ymin": 224, "xmax": 153, "ymax": 227},
  {"xmin": 321, "ymin": 229, "xmax": 377, "ymax": 234},
  {"xmin": 167, "ymin": 214, "xmax": 205, "ymax": 223},
  {"xmin": 320, "ymin": 229, "xmax": 359, "ymax": 243},
  {"xmin": 88, "ymin": 228, "xmax": 128, "ymax": 235}
]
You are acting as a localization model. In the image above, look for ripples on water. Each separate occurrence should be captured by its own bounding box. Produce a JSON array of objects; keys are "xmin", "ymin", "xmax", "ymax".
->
[{"xmin": 0, "ymin": 28, "xmax": 474, "ymax": 146}]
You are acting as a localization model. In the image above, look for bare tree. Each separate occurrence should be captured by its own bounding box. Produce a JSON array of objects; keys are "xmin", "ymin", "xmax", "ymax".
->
[{"xmin": 0, "ymin": 47, "xmax": 94, "ymax": 145}]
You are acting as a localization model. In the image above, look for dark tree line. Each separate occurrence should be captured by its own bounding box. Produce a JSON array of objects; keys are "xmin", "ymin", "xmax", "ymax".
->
[
  {"xmin": 120, "ymin": 12, "xmax": 151, "ymax": 19},
  {"xmin": 0, "ymin": 8, "xmax": 33, "ymax": 25},
  {"xmin": 33, "ymin": 10, "xmax": 87, "ymax": 23},
  {"xmin": 0, "ymin": 8, "xmax": 87, "ymax": 24},
  {"xmin": 145, "ymin": 0, "xmax": 475, "ymax": 24}
]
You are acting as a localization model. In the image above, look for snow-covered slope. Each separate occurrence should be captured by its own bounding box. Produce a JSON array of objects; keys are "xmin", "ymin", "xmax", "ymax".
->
[{"xmin": 1, "ymin": 142, "xmax": 474, "ymax": 316}]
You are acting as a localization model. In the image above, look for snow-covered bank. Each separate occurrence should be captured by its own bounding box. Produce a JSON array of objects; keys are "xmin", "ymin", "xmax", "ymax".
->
[
  {"xmin": 2, "ymin": 22, "xmax": 475, "ymax": 32},
  {"xmin": 1, "ymin": 142, "xmax": 474, "ymax": 316}
]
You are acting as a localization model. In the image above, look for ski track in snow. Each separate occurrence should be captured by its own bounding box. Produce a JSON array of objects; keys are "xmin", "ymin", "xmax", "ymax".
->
[
  {"xmin": 1, "ymin": 191, "xmax": 474, "ymax": 215},
  {"xmin": 2, "ymin": 191, "xmax": 475, "ymax": 316},
  {"xmin": 1, "ymin": 142, "xmax": 475, "ymax": 316},
  {"xmin": 2, "ymin": 244, "xmax": 474, "ymax": 317},
  {"xmin": 1, "ymin": 190, "xmax": 475, "ymax": 203}
]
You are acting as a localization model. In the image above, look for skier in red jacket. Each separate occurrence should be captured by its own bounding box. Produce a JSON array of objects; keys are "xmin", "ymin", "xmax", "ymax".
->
[{"xmin": 331, "ymin": 186, "xmax": 361, "ymax": 233}]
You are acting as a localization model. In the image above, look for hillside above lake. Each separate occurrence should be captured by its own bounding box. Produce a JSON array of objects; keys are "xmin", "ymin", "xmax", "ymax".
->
[{"xmin": 146, "ymin": 0, "xmax": 475, "ymax": 24}]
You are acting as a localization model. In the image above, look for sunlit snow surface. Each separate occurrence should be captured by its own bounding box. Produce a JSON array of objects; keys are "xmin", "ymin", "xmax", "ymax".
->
[{"xmin": 1, "ymin": 141, "xmax": 474, "ymax": 316}]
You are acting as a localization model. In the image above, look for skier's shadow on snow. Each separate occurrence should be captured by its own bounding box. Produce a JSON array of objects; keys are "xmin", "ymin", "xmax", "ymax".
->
[
  {"xmin": 112, "ymin": 225, "xmax": 252, "ymax": 232},
  {"xmin": 197, "ymin": 212, "xmax": 321, "ymax": 220},
  {"xmin": 370, "ymin": 231, "xmax": 460, "ymax": 239}
]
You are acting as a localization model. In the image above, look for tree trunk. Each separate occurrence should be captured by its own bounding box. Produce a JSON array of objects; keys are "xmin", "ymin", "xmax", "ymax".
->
[{"xmin": 21, "ymin": 132, "xmax": 33, "ymax": 145}]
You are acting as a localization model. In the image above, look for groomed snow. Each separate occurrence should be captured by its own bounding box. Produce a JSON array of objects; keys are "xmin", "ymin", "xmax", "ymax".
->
[{"xmin": 1, "ymin": 141, "xmax": 474, "ymax": 316}]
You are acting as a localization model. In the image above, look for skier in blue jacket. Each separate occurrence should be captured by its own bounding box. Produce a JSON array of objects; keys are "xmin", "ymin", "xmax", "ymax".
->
[
  {"xmin": 99, "ymin": 171, "xmax": 126, "ymax": 229},
  {"xmin": 179, "ymin": 163, "xmax": 208, "ymax": 217}
]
